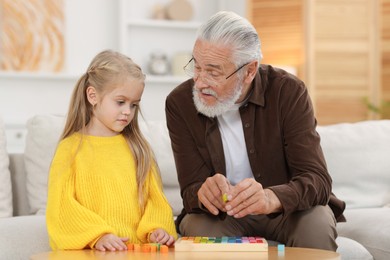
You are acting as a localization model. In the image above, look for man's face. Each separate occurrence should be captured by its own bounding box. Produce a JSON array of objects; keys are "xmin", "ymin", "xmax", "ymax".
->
[{"xmin": 191, "ymin": 39, "xmax": 244, "ymax": 117}]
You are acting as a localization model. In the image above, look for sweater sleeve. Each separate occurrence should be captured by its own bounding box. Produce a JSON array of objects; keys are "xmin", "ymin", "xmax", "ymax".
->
[
  {"xmin": 46, "ymin": 142, "xmax": 115, "ymax": 250},
  {"xmin": 136, "ymin": 166, "xmax": 178, "ymax": 242}
]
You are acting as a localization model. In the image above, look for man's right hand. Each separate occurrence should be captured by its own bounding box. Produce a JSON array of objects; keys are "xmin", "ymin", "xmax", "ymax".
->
[{"xmin": 197, "ymin": 173, "xmax": 231, "ymax": 215}]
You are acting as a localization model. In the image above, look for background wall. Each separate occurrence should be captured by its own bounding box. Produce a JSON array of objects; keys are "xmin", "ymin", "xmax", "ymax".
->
[
  {"xmin": 0, "ymin": 0, "xmax": 246, "ymax": 152},
  {"xmin": 3, "ymin": 0, "xmax": 388, "ymax": 151},
  {"xmin": 65, "ymin": 0, "xmax": 119, "ymax": 74},
  {"xmin": 248, "ymin": 0, "xmax": 390, "ymax": 125},
  {"xmin": 0, "ymin": 0, "xmax": 119, "ymax": 152}
]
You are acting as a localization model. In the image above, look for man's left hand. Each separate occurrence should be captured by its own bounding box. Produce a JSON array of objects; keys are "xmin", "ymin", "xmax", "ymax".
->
[{"xmin": 224, "ymin": 178, "xmax": 282, "ymax": 218}]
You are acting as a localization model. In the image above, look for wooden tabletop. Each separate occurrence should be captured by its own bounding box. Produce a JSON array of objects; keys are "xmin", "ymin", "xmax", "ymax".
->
[{"xmin": 31, "ymin": 246, "xmax": 340, "ymax": 260}]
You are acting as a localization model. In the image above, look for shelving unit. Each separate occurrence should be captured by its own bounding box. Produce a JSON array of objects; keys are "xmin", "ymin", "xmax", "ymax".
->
[
  {"xmin": 1, "ymin": 1, "xmax": 246, "ymax": 153},
  {"xmin": 0, "ymin": 71, "xmax": 78, "ymax": 153},
  {"xmin": 126, "ymin": 19, "xmax": 201, "ymax": 29},
  {"xmin": 118, "ymin": 0, "xmax": 238, "ymax": 79},
  {"xmin": 117, "ymin": 0, "xmax": 246, "ymax": 121}
]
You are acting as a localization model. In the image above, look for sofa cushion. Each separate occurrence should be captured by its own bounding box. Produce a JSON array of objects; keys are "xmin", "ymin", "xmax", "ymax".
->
[
  {"xmin": 317, "ymin": 120, "xmax": 390, "ymax": 209},
  {"xmin": 336, "ymin": 236, "xmax": 373, "ymax": 260},
  {"xmin": 9, "ymin": 154, "xmax": 30, "ymax": 216},
  {"xmin": 0, "ymin": 215, "xmax": 50, "ymax": 260},
  {"xmin": 24, "ymin": 114, "xmax": 64, "ymax": 214},
  {"xmin": 139, "ymin": 120, "xmax": 179, "ymax": 187},
  {"xmin": 24, "ymin": 115, "xmax": 181, "ymax": 215},
  {"xmin": 337, "ymin": 208, "xmax": 390, "ymax": 260},
  {"xmin": 0, "ymin": 116, "xmax": 13, "ymax": 217}
]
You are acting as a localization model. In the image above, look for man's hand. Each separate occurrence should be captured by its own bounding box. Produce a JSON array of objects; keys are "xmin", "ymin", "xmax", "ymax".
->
[
  {"xmin": 95, "ymin": 233, "xmax": 128, "ymax": 251},
  {"xmin": 224, "ymin": 178, "xmax": 282, "ymax": 218},
  {"xmin": 197, "ymin": 173, "xmax": 231, "ymax": 215}
]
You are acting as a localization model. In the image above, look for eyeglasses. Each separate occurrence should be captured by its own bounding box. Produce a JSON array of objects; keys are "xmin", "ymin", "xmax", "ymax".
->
[{"xmin": 183, "ymin": 57, "xmax": 249, "ymax": 87}]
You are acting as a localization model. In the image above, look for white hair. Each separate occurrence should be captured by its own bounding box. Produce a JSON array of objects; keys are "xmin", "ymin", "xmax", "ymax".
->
[{"xmin": 197, "ymin": 11, "xmax": 262, "ymax": 70}]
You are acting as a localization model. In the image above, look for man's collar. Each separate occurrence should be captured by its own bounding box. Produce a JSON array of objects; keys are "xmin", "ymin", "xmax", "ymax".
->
[{"xmin": 245, "ymin": 67, "xmax": 265, "ymax": 107}]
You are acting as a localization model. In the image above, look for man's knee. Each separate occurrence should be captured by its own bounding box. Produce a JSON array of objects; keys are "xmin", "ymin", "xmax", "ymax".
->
[
  {"xmin": 180, "ymin": 214, "xmax": 226, "ymax": 236},
  {"xmin": 284, "ymin": 206, "xmax": 338, "ymax": 251}
]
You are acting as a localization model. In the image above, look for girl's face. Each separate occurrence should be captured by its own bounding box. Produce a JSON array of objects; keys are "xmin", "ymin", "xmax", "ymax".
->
[{"xmin": 86, "ymin": 79, "xmax": 144, "ymax": 136}]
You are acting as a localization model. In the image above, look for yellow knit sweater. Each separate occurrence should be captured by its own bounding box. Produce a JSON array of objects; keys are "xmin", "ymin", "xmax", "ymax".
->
[{"xmin": 46, "ymin": 133, "xmax": 177, "ymax": 250}]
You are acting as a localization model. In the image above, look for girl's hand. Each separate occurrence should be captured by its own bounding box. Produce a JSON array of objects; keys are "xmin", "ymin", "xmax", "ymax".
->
[
  {"xmin": 149, "ymin": 229, "xmax": 175, "ymax": 246},
  {"xmin": 95, "ymin": 233, "xmax": 129, "ymax": 251}
]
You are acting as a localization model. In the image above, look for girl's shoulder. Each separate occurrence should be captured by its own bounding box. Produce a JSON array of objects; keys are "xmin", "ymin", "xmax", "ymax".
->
[
  {"xmin": 58, "ymin": 133, "xmax": 128, "ymax": 151},
  {"xmin": 59, "ymin": 132, "xmax": 81, "ymax": 143},
  {"xmin": 51, "ymin": 133, "xmax": 82, "ymax": 165},
  {"xmin": 57, "ymin": 133, "xmax": 82, "ymax": 151}
]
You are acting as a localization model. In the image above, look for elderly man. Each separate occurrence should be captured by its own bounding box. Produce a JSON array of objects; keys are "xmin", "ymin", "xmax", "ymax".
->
[{"xmin": 165, "ymin": 11, "xmax": 345, "ymax": 251}]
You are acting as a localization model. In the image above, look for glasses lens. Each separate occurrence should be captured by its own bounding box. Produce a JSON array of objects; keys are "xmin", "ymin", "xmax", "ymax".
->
[
  {"xmin": 183, "ymin": 58, "xmax": 194, "ymax": 77},
  {"xmin": 182, "ymin": 58, "xmax": 223, "ymax": 87}
]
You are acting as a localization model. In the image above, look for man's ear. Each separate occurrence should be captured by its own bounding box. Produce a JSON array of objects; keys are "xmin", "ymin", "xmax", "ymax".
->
[
  {"xmin": 244, "ymin": 60, "xmax": 258, "ymax": 84},
  {"xmin": 86, "ymin": 86, "xmax": 97, "ymax": 106}
]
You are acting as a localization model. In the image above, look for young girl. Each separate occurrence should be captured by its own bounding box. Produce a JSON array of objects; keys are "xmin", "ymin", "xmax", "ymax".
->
[{"xmin": 46, "ymin": 50, "xmax": 177, "ymax": 251}]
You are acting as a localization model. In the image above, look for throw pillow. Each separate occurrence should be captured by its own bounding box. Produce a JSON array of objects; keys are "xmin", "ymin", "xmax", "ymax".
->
[
  {"xmin": 24, "ymin": 114, "xmax": 65, "ymax": 215},
  {"xmin": 317, "ymin": 120, "xmax": 390, "ymax": 209},
  {"xmin": 0, "ymin": 116, "xmax": 13, "ymax": 217},
  {"xmin": 139, "ymin": 120, "xmax": 179, "ymax": 187},
  {"xmin": 24, "ymin": 115, "xmax": 179, "ymax": 215}
]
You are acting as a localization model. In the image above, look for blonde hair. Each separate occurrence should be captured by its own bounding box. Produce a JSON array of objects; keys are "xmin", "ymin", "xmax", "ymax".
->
[{"xmin": 61, "ymin": 49, "xmax": 159, "ymax": 213}]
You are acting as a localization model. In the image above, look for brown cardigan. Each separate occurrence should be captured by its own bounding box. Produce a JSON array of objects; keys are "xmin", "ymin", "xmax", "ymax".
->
[{"xmin": 165, "ymin": 64, "xmax": 346, "ymax": 227}]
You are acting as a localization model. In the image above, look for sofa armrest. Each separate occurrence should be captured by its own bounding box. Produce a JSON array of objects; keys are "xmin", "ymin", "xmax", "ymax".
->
[{"xmin": 9, "ymin": 153, "xmax": 30, "ymax": 216}]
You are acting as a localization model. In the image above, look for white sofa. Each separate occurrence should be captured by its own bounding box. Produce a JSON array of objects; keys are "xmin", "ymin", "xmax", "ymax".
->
[{"xmin": 0, "ymin": 115, "xmax": 389, "ymax": 260}]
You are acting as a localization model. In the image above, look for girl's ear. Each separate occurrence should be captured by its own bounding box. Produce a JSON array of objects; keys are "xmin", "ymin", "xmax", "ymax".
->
[
  {"xmin": 243, "ymin": 60, "xmax": 258, "ymax": 84},
  {"xmin": 86, "ymin": 86, "xmax": 97, "ymax": 106}
]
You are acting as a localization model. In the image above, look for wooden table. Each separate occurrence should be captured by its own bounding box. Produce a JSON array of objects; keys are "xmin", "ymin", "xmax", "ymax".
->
[{"xmin": 31, "ymin": 246, "xmax": 340, "ymax": 260}]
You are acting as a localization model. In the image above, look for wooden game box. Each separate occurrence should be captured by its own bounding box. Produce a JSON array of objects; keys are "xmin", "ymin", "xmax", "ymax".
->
[{"xmin": 174, "ymin": 236, "xmax": 268, "ymax": 252}]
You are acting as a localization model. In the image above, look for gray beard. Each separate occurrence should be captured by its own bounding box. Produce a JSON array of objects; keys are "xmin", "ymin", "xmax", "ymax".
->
[{"xmin": 192, "ymin": 81, "xmax": 243, "ymax": 118}]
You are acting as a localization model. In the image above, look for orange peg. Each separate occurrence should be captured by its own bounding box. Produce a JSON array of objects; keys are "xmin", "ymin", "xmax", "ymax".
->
[
  {"xmin": 150, "ymin": 244, "xmax": 157, "ymax": 252},
  {"xmin": 133, "ymin": 244, "xmax": 141, "ymax": 252},
  {"xmin": 160, "ymin": 245, "xmax": 169, "ymax": 253},
  {"xmin": 127, "ymin": 243, "xmax": 134, "ymax": 251},
  {"xmin": 141, "ymin": 244, "xmax": 151, "ymax": 252}
]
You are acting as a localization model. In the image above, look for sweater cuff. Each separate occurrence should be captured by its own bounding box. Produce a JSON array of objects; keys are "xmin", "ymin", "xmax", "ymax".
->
[
  {"xmin": 147, "ymin": 230, "xmax": 154, "ymax": 243},
  {"xmin": 89, "ymin": 234, "xmax": 105, "ymax": 249}
]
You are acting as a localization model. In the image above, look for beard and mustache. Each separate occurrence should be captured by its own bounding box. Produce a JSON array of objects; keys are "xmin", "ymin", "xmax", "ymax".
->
[{"xmin": 192, "ymin": 78, "xmax": 243, "ymax": 118}]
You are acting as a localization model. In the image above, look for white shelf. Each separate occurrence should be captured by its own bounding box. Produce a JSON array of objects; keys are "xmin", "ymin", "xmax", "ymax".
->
[
  {"xmin": 0, "ymin": 71, "xmax": 189, "ymax": 85},
  {"xmin": 119, "ymin": 0, "xmax": 230, "ymax": 76},
  {"xmin": 127, "ymin": 19, "xmax": 201, "ymax": 30},
  {"xmin": 0, "ymin": 71, "xmax": 79, "ymax": 81},
  {"xmin": 146, "ymin": 74, "xmax": 190, "ymax": 84},
  {"xmin": 117, "ymin": 0, "xmax": 246, "ymax": 123}
]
